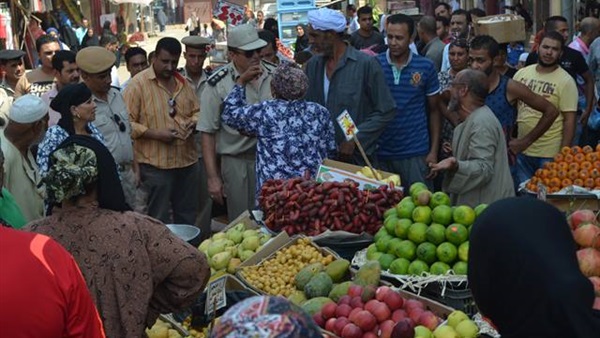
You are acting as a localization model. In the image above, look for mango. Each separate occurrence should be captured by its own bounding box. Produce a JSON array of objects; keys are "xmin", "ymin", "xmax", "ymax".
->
[
  {"xmin": 353, "ymin": 260, "xmax": 381, "ymax": 287},
  {"xmin": 198, "ymin": 238, "xmax": 212, "ymax": 252},
  {"xmin": 227, "ymin": 258, "xmax": 241, "ymax": 274},
  {"xmin": 210, "ymin": 251, "xmax": 232, "ymax": 270},
  {"xmin": 241, "ymin": 236, "xmax": 260, "ymax": 251},
  {"xmin": 325, "ymin": 259, "xmax": 350, "ymax": 282},
  {"xmin": 295, "ymin": 263, "xmax": 323, "ymax": 290},
  {"xmin": 301, "ymin": 297, "xmax": 334, "ymax": 316},
  {"xmin": 304, "ymin": 272, "xmax": 333, "ymax": 299},
  {"xmin": 328, "ymin": 281, "xmax": 352, "ymax": 302},
  {"xmin": 226, "ymin": 228, "xmax": 243, "ymax": 244},
  {"xmin": 287, "ymin": 290, "xmax": 307, "ymax": 305},
  {"xmin": 239, "ymin": 249, "xmax": 254, "ymax": 261},
  {"xmin": 242, "ymin": 229, "xmax": 259, "ymax": 239},
  {"xmin": 212, "ymin": 232, "xmax": 227, "ymax": 240}
]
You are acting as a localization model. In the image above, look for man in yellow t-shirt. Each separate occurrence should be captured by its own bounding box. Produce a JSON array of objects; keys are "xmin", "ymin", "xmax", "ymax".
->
[{"xmin": 514, "ymin": 31, "xmax": 578, "ymax": 185}]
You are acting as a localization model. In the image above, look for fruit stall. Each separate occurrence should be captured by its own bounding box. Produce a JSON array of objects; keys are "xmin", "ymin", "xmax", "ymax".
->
[
  {"xmin": 145, "ymin": 157, "xmax": 600, "ymax": 338},
  {"xmin": 522, "ymin": 145, "xmax": 600, "ymax": 212}
]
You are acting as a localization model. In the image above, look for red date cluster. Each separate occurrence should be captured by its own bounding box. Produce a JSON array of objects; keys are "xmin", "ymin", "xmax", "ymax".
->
[{"xmin": 259, "ymin": 177, "xmax": 402, "ymax": 236}]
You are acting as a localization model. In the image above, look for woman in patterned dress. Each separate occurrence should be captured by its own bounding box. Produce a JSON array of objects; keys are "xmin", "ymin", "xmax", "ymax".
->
[{"xmin": 25, "ymin": 135, "xmax": 210, "ymax": 338}]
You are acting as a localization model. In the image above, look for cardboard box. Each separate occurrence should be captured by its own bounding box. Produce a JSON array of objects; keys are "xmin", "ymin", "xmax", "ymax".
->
[
  {"xmin": 473, "ymin": 14, "xmax": 526, "ymax": 43},
  {"xmin": 316, "ymin": 159, "xmax": 400, "ymax": 191},
  {"xmin": 236, "ymin": 235, "xmax": 341, "ymax": 295}
]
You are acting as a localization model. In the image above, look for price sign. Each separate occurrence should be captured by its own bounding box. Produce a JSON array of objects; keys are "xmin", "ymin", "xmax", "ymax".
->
[{"xmin": 205, "ymin": 276, "xmax": 227, "ymax": 316}]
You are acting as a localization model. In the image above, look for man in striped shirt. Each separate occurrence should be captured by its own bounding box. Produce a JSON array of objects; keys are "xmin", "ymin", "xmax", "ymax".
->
[
  {"xmin": 124, "ymin": 37, "xmax": 200, "ymax": 225},
  {"xmin": 376, "ymin": 14, "xmax": 443, "ymax": 192}
]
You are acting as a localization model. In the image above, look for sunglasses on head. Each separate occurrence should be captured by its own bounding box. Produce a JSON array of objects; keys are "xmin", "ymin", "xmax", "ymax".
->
[
  {"xmin": 234, "ymin": 48, "xmax": 261, "ymax": 58},
  {"xmin": 113, "ymin": 114, "xmax": 126, "ymax": 132}
]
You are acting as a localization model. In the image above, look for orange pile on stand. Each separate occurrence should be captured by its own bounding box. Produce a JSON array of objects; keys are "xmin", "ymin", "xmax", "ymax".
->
[{"xmin": 526, "ymin": 145, "xmax": 600, "ymax": 194}]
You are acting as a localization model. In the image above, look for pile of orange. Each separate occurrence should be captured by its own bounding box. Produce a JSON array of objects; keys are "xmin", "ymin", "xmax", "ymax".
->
[{"xmin": 526, "ymin": 145, "xmax": 600, "ymax": 194}]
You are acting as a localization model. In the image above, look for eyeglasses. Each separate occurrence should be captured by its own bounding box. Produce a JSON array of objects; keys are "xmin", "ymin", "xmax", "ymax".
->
[
  {"xmin": 113, "ymin": 114, "xmax": 126, "ymax": 132},
  {"xmin": 168, "ymin": 98, "xmax": 176, "ymax": 117},
  {"xmin": 235, "ymin": 48, "xmax": 261, "ymax": 58}
]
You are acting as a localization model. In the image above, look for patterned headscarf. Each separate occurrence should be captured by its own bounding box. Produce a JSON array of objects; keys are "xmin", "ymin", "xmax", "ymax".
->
[
  {"xmin": 271, "ymin": 62, "xmax": 308, "ymax": 101},
  {"xmin": 210, "ymin": 296, "xmax": 322, "ymax": 338},
  {"xmin": 44, "ymin": 144, "xmax": 98, "ymax": 203}
]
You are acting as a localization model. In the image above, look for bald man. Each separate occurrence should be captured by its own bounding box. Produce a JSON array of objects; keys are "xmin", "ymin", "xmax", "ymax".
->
[
  {"xmin": 570, "ymin": 17, "xmax": 600, "ymax": 61},
  {"xmin": 430, "ymin": 69, "xmax": 515, "ymax": 207}
]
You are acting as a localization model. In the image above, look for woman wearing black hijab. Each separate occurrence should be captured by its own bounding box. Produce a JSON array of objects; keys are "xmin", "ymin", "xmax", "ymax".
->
[
  {"xmin": 294, "ymin": 24, "xmax": 309, "ymax": 53},
  {"xmin": 469, "ymin": 198, "xmax": 600, "ymax": 338}
]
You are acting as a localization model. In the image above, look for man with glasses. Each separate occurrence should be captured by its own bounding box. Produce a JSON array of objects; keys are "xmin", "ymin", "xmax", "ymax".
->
[
  {"xmin": 198, "ymin": 24, "xmax": 275, "ymax": 221},
  {"xmin": 180, "ymin": 35, "xmax": 213, "ymax": 238},
  {"xmin": 41, "ymin": 51, "xmax": 81, "ymax": 127},
  {"xmin": 124, "ymin": 37, "xmax": 200, "ymax": 225},
  {"xmin": 429, "ymin": 69, "xmax": 514, "ymax": 206},
  {"xmin": 15, "ymin": 35, "xmax": 61, "ymax": 98},
  {"xmin": 78, "ymin": 47, "xmax": 137, "ymax": 209}
]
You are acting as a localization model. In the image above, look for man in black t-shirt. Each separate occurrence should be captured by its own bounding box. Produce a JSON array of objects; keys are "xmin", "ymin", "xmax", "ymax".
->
[{"xmin": 526, "ymin": 16, "xmax": 596, "ymax": 146}]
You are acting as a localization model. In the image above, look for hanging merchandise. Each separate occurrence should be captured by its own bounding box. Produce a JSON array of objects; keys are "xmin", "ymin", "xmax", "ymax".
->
[{"xmin": 213, "ymin": 0, "xmax": 244, "ymax": 26}]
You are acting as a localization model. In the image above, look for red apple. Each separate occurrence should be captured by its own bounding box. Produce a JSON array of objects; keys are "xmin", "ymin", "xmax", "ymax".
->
[
  {"xmin": 369, "ymin": 301, "xmax": 391, "ymax": 323},
  {"xmin": 351, "ymin": 310, "xmax": 377, "ymax": 332},
  {"xmin": 313, "ymin": 311, "xmax": 325, "ymax": 327},
  {"xmin": 384, "ymin": 291, "xmax": 404, "ymax": 311},
  {"xmin": 418, "ymin": 311, "xmax": 441, "ymax": 331},
  {"xmin": 363, "ymin": 332, "xmax": 378, "ymax": 338},
  {"xmin": 349, "ymin": 307, "xmax": 362, "ymax": 322},
  {"xmin": 334, "ymin": 317, "xmax": 350, "ymax": 336},
  {"xmin": 379, "ymin": 319, "xmax": 395, "ymax": 338},
  {"xmin": 569, "ymin": 209, "xmax": 597, "ymax": 230},
  {"xmin": 404, "ymin": 299, "xmax": 425, "ymax": 312},
  {"xmin": 391, "ymin": 318, "xmax": 415, "ymax": 338},
  {"xmin": 408, "ymin": 308, "xmax": 424, "ymax": 323},
  {"xmin": 348, "ymin": 284, "xmax": 364, "ymax": 298},
  {"xmin": 322, "ymin": 302, "xmax": 338, "ymax": 320},
  {"xmin": 376, "ymin": 285, "xmax": 392, "ymax": 301},
  {"xmin": 350, "ymin": 296, "xmax": 365, "ymax": 309},
  {"xmin": 364, "ymin": 299, "xmax": 380, "ymax": 313},
  {"xmin": 361, "ymin": 285, "xmax": 377, "ymax": 302},
  {"xmin": 338, "ymin": 295, "xmax": 352, "ymax": 306},
  {"xmin": 392, "ymin": 309, "xmax": 407, "ymax": 322},
  {"xmin": 336, "ymin": 304, "xmax": 352, "ymax": 318},
  {"xmin": 341, "ymin": 323, "xmax": 363, "ymax": 338},
  {"xmin": 325, "ymin": 317, "xmax": 336, "ymax": 332}
]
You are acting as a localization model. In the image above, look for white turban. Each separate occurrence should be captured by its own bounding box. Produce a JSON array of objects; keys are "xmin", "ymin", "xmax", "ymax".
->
[
  {"xmin": 9, "ymin": 94, "xmax": 48, "ymax": 124},
  {"xmin": 308, "ymin": 8, "xmax": 347, "ymax": 33}
]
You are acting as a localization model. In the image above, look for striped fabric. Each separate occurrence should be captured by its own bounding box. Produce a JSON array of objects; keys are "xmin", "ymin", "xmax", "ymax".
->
[
  {"xmin": 376, "ymin": 51, "xmax": 440, "ymax": 160},
  {"xmin": 124, "ymin": 67, "xmax": 199, "ymax": 169}
]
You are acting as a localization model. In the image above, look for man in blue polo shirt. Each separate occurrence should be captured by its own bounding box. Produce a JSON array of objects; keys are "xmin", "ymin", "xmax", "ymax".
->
[{"xmin": 376, "ymin": 13, "xmax": 443, "ymax": 191}]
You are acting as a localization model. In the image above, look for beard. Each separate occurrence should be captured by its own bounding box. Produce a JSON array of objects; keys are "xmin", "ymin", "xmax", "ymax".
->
[
  {"xmin": 538, "ymin": 57, "xmax": 560, "ymax": 68},
  {"xmin": 448, "ymin": 95, "xmax": 459, "ymax": 113}
]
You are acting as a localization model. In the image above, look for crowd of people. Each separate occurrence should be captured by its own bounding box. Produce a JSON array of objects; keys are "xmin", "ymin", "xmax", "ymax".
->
[{"xmin": 2, "ymin": 1, "xmax": 600, "ymax": 336}]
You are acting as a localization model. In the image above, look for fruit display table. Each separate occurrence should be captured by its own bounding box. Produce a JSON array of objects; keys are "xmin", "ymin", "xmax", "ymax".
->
[{"xmin": 543, "ymin": 194, "xmax": 600, "ymax": 212}]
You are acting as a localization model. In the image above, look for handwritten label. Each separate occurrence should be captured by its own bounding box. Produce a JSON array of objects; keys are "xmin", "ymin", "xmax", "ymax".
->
[
  {"xmin": 336, "ymin": 110, "xmax": 359, "ymax": 141},
  {"xmin": 205, "ymin": 276, "xmax": 227, "ymax": 316}
]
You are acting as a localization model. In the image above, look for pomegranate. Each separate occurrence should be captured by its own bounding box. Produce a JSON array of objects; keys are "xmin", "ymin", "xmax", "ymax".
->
[
  {"xmin": 569, "ymin": 210, "xmax": 597, "ymax": 230},
  {"xmin": 577, "ymin": 248, "xmax": 600, "ymax": 277},
  {"xmin": 573, "ymin": 223, "xmax": 600, "ymax": 249},
  {"xmin": 341, "ymin": 323, "xmax": 363, "ymax": 338}
]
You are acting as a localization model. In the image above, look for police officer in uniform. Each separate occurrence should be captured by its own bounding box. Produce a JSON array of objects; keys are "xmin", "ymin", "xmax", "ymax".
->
[
  {"xmin": 0, "ymin": 50, "xmax": 26, "ymax": 124},
  {"xmin": 77, "ymin": 47, "xmax": 138, "ymax": 209},
  {"xmin": 180, "ymin": 35, "xmax": 213, "ymax": 238},
  {"xmin": 197, "ymin": 24, "xmax": 276, "ymax": 221}
]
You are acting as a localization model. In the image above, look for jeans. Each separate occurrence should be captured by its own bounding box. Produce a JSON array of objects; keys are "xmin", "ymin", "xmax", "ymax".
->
[{"xmin": 515, "ymin": 154, "xmax": 553, "ymax": 188}]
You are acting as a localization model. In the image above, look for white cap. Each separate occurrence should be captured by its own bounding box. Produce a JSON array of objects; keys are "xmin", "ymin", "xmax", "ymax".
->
[{"xmin": 9, "ymin": 94, "xmax": 49, "ymax": 123}]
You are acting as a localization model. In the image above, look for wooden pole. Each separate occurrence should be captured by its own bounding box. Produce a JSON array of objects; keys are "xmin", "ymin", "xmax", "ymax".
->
[{"xmin": 352, "ymin": 137, "xmax": 379, "ymax": 180}]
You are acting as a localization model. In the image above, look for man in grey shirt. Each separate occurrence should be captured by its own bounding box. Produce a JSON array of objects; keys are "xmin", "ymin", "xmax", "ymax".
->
[
  {"xmin": 305, "ymin": 8, "xmax": 395, "ymax": 164},
  {"xmin": 349, "ymin": 6, "xmax": 385, "ymax": 52},
  {"xmin": 418, "ymin": 16, "xmax": 445, "ymax": 71}
]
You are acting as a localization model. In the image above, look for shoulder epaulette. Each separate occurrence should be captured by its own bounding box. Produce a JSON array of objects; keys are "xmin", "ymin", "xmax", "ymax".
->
[{"xmin": 207, "ymin": 67, "xmax": 229, "ymax": 86}]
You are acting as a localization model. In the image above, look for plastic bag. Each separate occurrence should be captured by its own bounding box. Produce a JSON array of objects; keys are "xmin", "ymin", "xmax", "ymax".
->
[{"xmin": 588, "ymin": 107, "xmax": 600, "ymax": 130}]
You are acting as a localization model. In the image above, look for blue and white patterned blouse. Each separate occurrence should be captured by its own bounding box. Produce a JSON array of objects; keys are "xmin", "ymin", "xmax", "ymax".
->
[
  {"xmin": 37, "ymin": 124, "xmax": 106, "ymax": 177},
  {"xmin": 222, "ymin": 84, "xmax": 337, "ymax": 195}
]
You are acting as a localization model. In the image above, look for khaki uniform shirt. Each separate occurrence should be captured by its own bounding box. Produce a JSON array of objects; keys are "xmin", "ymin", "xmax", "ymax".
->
[
  {"xmin": 0, "ymin": 87, "xmax": 12, "ymax": 125},
  {"xmin": 179, "ymin": 67, "xmax": 208, "ymax": 158},
  {"xmin": 1, "ymin": 131, "xmax": 44, "ymax": 222},
  {"xmin": 197, "ymin": 61, "xmax": 275, "ymax": 156},
  {"xmin": 92, "ymin": 88, "xmax": 134, "ymax": 165}
]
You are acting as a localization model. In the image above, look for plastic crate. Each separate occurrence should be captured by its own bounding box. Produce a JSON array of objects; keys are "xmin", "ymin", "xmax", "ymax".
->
[{"xmin": 421, "ymin": 281, "xmax": 478, "ymax": 316}]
